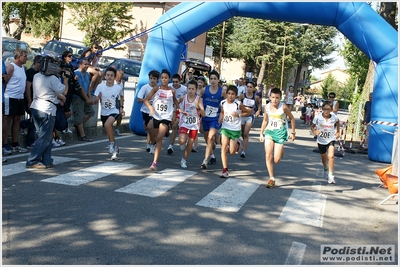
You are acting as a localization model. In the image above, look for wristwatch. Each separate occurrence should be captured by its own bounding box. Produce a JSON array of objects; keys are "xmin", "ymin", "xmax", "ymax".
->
[{"xmin": 291, "ymin": 132, "xmax": 296, "ymax": 135}]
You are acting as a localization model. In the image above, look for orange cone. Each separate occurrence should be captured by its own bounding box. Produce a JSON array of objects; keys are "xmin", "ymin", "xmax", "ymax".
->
[{"xmin": 375, "ymin": 166, "xmax": 392, "ymax": 189}]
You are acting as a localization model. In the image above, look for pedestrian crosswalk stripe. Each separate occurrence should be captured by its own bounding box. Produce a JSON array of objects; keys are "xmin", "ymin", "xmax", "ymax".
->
[
  {"xmin": 195, "ymin": 178, "xmax": 260, "ymax": 212},
  {"xmin": 2, "ymin": 156, "xmax": 78, "ymax": 177},
  {"xmin": 278, "ymin": 189, "xmax": 326, "ymax": 227},
  {"xmin": 41, "ymin": 162, "xmax": 135, "ymax": 186},
  {"xmin": 284, "ymin": 241, "xmax": 307, "ymax": 265},
  {"xmin": 115, "ymin": 168, "xmax": 196, "ymax": 197}
]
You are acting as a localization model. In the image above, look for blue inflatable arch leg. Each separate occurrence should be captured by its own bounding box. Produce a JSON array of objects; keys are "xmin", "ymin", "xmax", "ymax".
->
[{"xmin": 130, "ymin": 2, "xmax": 398, "ymax": 163}]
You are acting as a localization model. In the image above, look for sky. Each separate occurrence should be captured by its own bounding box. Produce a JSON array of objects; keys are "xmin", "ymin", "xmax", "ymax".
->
[{"xmin": 311, "ymin": 32, "xmax": 346, "ymax": 80}]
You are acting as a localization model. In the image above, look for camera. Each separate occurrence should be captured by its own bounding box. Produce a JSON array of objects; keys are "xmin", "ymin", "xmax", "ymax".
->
[{"xmin": 40, "ymin": 56, "xmax": 63, "ymax": 77}]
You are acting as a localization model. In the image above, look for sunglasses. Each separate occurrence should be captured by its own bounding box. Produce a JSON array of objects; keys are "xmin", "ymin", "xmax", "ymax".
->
[
  {"xmin": 67, "ymin": 55, "xmax": 73, "ymax": 57},
  {"xmin": 329, "ymin": 96, "xmax": 335, "ymax": 98}
]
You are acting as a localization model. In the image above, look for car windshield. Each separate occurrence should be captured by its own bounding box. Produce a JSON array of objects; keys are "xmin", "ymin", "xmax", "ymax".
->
[
  {"xmin": 111, "ymin": 60, "xmax": 141, "ymax": 77},
  {"xmin": 3, "ymin": 40, "xmax": 29, "ymax": 52},
  {"xmin": 43, "ymin": 41, "xmax": 86, "ymax": 58}
]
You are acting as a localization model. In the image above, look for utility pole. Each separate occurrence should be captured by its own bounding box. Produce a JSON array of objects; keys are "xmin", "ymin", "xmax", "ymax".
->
[
  {"xmin": 217, "ymin": 21, "xmax": 226, "ymax": 73},
  {"xmin": 280, "ymin": 27, "xmax": 288, "ymax": 91}
]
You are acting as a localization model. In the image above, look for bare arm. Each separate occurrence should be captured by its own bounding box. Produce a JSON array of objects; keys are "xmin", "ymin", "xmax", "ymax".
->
[
  {"xmin": 283, "ymin": 103, "xmax": 296, "ymax": 141},
  {"xmin": 259, "ymin": 112, "xmax": 269, "ymax": 142}
]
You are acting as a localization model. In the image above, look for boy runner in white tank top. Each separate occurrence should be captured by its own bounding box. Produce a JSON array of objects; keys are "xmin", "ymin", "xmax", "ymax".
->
[
  {"xmin": 218, "ymin": 85, "xmax": 251, "ymax": 178},
  {"xmin": 177, "ymin": 80, "xmax": 205, "ymax": 168},
  {"xmin": 260, "ymin": 88, "xmax": 296, "ymax": 188},
  {"xmin": 311, "ymin": 101, "xmax": 340, "ymax": 184}
]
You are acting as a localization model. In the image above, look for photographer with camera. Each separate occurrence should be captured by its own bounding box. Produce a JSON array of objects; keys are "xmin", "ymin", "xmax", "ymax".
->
[{"xmin": 26, "ymin": 56, "xmax": 69, "ymax": 169}]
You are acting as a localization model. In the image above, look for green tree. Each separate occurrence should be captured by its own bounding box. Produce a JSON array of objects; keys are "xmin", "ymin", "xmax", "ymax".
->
[
  {"xmin": 209, "ymin": 18, "xmax": 338, "ymax": 91},
  {"xmin": 2, "ymin": 2, "xmax": 63, "ymax": 40},
  {"xmin": 319, "ymin": 73, "xmax": 342, "ymax": 99},
  {"xmin": 66, "ymin": 2, "xmax": 135, "ymax": 47}
]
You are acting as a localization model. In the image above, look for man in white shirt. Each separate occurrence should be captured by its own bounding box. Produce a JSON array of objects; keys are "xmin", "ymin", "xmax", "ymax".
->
[{"xmin": 3, "ymin": 49, "xmax": 28, "ymax": 154}]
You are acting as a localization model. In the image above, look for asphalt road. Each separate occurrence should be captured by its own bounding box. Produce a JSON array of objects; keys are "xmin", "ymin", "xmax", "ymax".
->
[{"xmin": 2, "ymin": 111, "xmax": 398, "ymax": 265}]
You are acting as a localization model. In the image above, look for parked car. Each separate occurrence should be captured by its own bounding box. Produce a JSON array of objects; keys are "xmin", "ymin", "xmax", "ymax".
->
[
  {"xmin": 97, "ymin": 56, "xmax": 115, "ymax": 72},
  {"xmin": 41, "ymin": 39, "xmax": 87, "ymax": 69},
  {"xmin": 2, "ymin": 37, "xmax": 38, "ymax": 67},
  {"xmin": 106, "ymin": 58, "xmax": 142, "ymax": 89},
  {"xmin": 181, "ymin": 58, "xmax": 212, "ymax": 84}
]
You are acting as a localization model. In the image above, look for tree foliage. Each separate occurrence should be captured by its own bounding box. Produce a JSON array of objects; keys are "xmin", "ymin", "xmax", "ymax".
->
[
  {"xmin": 319, "ymin": 73, "xmax": 342, "ymax": 99},
  {"xmin": 207, "ymin": 17, "xmax": 338, "ymax": 90},
  {"xmin": 2, "ymin": 2, "xmax": 63, "ymax": 40},
  {"xmin": 65, "ymin": 2, "xmax": 135, "ymax": 47}
]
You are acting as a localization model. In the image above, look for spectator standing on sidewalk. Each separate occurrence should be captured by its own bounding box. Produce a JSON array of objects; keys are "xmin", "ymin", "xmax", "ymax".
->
[
  {"xmin": 362, "ymin": 92, "xmax": 373, "ymax": 148},
  {"xmin": 3, "ymin": 49, "xmax": 28, "ymax": 154},
  {"xmin": 72, "ymin": 59, "xmax": 95, "ymax": 142}
]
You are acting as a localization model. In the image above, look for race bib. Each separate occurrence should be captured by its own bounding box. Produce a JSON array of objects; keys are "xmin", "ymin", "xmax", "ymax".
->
[
  {"xmin": 267, "ymin": 118, "xmax": 282, "ymax": 130},
  {"xmin": 223, "ymin": 114, "xmax": 239, "ymax": 123},
  {"xmin": 102, "ymin": 98, "xmax": 114, "ymax": 109},
  {"xmin": 243, "ymin": 98, "xmax": 255, "ymax": 107},
  {"xmin": 154, "ymin": 100, "xmax": 169, "ymax": 113},
  {"xmin": 205, "ymin": 106, "xmax": 218, "ymax": 117},
  {"xmin": 185, "ymin": 115, "xmax": 197, "ymax": 125},
  {"xmin": 319, "ymin": 128, "xmax": 332, "ymax": 140}
]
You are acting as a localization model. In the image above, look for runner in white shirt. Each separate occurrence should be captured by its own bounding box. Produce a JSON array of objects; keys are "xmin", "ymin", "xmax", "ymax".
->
[
  {"xmin": 311, "ymin": 101, "xmax": 340, "ymax": 184},
  {"xmin": 94, "ymin": 67, "xmax": 124, "ymax": 160},
  {"xmin": 144, "ymin": 69, "xmax": 180, "ymax": 171},
  {"xmin": 167, "ymin": 73, "xmax": 187, "ymax": 155},
  {"xmin": 218, "ymin": 85, "xmax": 251, "ymax": 178},
  {"xmin": 177, "ymin": 80, "xmax": 205, "ymax": 168},
  {"xmin": 137, "ymin": 69, "xmax": 160, "ymax": 154}
]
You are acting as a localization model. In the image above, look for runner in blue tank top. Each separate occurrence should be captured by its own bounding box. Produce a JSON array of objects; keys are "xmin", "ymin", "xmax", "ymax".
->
[{"xmin": 200, "ymin": 70, "xmax": 225, "ymax": 169}]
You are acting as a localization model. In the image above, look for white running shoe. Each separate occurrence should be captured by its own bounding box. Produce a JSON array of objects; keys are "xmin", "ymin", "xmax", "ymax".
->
[
  {"xmin": 62, "ymin": 128, "xmax": 72, "ymax": 134},
  {"xmin": 114, "ymin": 129, "xmax": 121, "ymax": 136},
  {"xmin": 180, "ymin": 160, "xmax": 187, "ymax": 169},
  {"xmin": 57, "ymin": 137, "xmax": 66, "ymax": 146},
  {"xmin": 52, "ymin": 139, "xmax": 61, "ymax": 148},
  {"xmin": 149, "ymin": 144, "xmax": 155, "ymax": 154},
  {"xmin": 111, "ymin": 146, "xmax": 120, "ymax": 160},
  {"xmin": 328, "ymin": 175, "xmax": 336, "ymax": 184},
  {"xmin": 146, "ymin": 144, "xmax": 151, "ymax": 152},
  {"xmin": 11, "ymin": 145, "xmax": 27, "ymax": 153},
  {"xmin": 109, "ymin": 143, "xmax": 115, "ymax": 154}
]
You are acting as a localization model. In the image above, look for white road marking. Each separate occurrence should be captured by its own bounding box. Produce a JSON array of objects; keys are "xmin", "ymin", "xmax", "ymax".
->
[
  {"xmin": 285, "ymin": 241, "xmax": 307, "ymax": 265},
  {"xmin": 278, "ymin": 189, "xmax": 327, "ymax": 227},
  {"xmin": 2, "ymin": 135, "xmax": 134, "ymax": 160},
  {"xmin": 41, "ymin": 162, "xmax": 135, "ymax": 186},
  {"xmin": 2, "ymin": 156, "xmax": 78, "ymax": 177},
  {"xmin": 196, "ymin": 178, "xmax": 260, "ymax": 212},
  {"xmin": 312, "ymin": 181, "xmax": 322, "ymax": 191},
  {"xmin": 115, "ymin": 168, "xmax": 196, "ymax": 197}
]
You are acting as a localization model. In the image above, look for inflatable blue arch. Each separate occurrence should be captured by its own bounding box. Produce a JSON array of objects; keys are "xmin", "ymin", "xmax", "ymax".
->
[{"xmin": 130, "ymin": 2, "xmax": 398, "ymax": 163}]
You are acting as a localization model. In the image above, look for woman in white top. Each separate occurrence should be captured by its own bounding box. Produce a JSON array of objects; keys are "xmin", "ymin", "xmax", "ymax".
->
[
  {"xmin": 144, "ymin": 69, "xmax": 180, "ymax": 171},
  {"xmin": 285, "ymin": 86, "xmax": 295, "ymax": 112}
]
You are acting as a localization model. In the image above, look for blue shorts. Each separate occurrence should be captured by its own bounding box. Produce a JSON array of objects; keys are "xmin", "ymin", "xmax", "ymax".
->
[{"xmin": 202, "ymin": 118, "xmax": 221, "ymax": 132}]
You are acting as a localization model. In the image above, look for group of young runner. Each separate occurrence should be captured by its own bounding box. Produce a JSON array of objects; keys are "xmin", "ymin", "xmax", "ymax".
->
[{"xmin": 95, "ymin": 67, "xmax": 340, "ymax": 188}]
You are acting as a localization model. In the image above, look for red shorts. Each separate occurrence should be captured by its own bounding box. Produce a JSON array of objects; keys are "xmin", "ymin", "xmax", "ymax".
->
[{"xmin": 179, "ymin": 127, "xmax": 198, "ymax": 139}]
